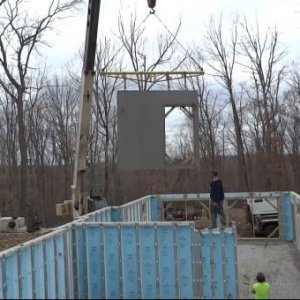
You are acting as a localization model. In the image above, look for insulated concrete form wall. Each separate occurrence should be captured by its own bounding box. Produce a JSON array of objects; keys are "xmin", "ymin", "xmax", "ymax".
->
[
  {"xmin": 77, "ymin": 206, "xmax": 119, "ymax": 223},
  {"xmin": 156, "ymin": 192, "xmax": 295, "ymax": 241},
  {"xmin": 117, "ymin": 91, "xmax": 198, "ymax": 169},
  {"xmin": 297, "ymin": 209, "xmax": 300, "ymax": 252},
  {"xmin": 119, "ymin": 196, "xmax": 152, "ymax": 222},
  {"xmin": 73, "ymin": 223, "xmax": 238, "ymax": 299},
  {"xmin": 77, "ymin": 191, "xmax": 295, "ymax": 239},
  {"xmin": 0, "ymin": 228, "xmax": 73, "ymax": 299},
  {"xmin": 2, "ymin": 191, "xmax": 297, "ymax": 299},
  {"xmin": 0, "ymin": 223, "xmax": 238, "ymax": 299},
  {"xmin": 75, "ymin": 196, "xmax": 159, "ymax": 223},
  {"xmin": 280, "ymin": 192, "xmax": 294, "ymax": 241},
  {"xmin": 119, "ymin": 195, "xmax": 160, "ymax": 222},
  {"xmin": 291, "ymin": 192, "xmax": 300, "ymax": 252}
]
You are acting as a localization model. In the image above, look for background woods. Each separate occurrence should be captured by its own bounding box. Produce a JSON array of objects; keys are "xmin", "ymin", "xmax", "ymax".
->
[{"xmin": 0, "ymin": 1, "xmax": 300, "ymax": 227}]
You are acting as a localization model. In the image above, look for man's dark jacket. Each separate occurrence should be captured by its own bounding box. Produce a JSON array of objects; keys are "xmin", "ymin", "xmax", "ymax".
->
[{"xmin": 210, "ymin": 179, "xmax": 224, "ymax": 203}]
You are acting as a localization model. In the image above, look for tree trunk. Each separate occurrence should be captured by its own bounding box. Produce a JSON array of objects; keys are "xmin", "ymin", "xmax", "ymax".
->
[{"xmin": 16, "ymin": 98, "xmax": 33, "ymax": 230}]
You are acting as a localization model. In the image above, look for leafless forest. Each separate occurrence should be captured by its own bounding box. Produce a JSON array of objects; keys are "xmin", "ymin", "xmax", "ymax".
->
[{"xmin": 0, "ymin": 0, "xmax": 300, "ymax": 228}]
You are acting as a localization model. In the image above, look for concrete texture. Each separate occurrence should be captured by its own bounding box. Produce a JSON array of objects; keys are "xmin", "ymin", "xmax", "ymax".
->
[
  {"xmin": 117, "ymin": 90, "xmax": 198, "ymax": 169},
  {"xmin": 237, "ymin": 240, "xmax": 300, "ymax": 299}
]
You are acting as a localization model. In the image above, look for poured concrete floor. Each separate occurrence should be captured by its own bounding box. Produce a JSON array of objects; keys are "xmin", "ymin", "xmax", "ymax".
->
[{"xmin": 237, "ymin": 240, "xmax": 300, "ymax": 299}]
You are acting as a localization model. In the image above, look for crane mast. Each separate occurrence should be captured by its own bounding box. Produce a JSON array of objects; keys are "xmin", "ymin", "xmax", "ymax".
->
[
  {"xmin": 71, "ymin": 0, "xmax": 157, "ymax": 218},
  {"xmin": 72, "ymin": 0, "xmax": 101, "ymax": 217}
]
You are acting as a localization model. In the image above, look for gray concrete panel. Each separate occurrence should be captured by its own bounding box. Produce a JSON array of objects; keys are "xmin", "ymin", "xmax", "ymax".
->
[{"xmin": 117, "ymin": 91, "xmax": 198, "ymax": 169}]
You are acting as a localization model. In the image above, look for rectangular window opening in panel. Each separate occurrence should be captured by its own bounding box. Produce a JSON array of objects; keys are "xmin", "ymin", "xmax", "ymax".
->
[{"xmin": 164, "ymin": 106, "xmax": 195, "ymax": 168}]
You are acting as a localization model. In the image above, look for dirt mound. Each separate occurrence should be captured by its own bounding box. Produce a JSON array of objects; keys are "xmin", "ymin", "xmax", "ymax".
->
[{"xmin": 0, "ymin": 230, "xmax": 51, "ymax": 252}]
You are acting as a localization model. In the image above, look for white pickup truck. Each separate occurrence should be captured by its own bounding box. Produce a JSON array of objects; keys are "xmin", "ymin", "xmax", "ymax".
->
[{"xmin": 247, "ymin": 197, "xmax": 279, "ymax": 237}]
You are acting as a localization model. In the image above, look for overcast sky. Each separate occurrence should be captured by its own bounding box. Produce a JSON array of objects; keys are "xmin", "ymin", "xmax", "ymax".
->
[
  {"xmin": 26, "ymin": 0, "xmax": 300, "ymax": 73},
  {"xmin": 24, "ymin": 0, "xmax": 300, "ymax": 145}
]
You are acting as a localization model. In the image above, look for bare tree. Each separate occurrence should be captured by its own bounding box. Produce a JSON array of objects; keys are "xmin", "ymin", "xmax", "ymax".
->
[
  {"xmin": 0, "ymin": 89, "xmax": 18, "ymax": 215},
  {"xmin": 285, "ymin": 63, "xmax": 300, "ymax": 155},
  {"xmin": 0, "ymin": 0, "xmax": 81, "ymax": 230},
  {"xmin": 239, "ymin": 18, "xmax": 287, "ymax": 189},
  {"xmin": 26, "ymin": 67, "xmax": 48, "ymax": 165},
  {"xmin": 168, "ymin": 121, "xmax": 194, "ymax": 164},
  {"xmin": 240, "ymin": 18, "xmax": 286, "ymax": 154},
  {"xmin": 111, "ymin": 104, "xmax": 123, "ymax": 200},
  {"xmin": 205, "ymin": 16, "xmax": 250, "ymax": 191},
  {"xmin": 92, "ymin": 38, "xmax": 123, "ymax": 200},
  {"xmin": 187, "ymin": 73, "xmax": 226, "ymax": 168},
  {"xmin": 45, "ymin": 75, "xmax": 78, "ymax": 198},
  {"xmin": 117, "ymin": 11, "xmax": 184, "ymax": 90}
]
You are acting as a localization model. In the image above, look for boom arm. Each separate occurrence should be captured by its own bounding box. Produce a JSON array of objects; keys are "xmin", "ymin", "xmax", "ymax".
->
[
  {"xmin": 72, "ymin": 0, "xmax": 157, "ymax": 218},
  {"xmin": 72, "ymin": 0, "xmax": 101, "ymax": 217}
]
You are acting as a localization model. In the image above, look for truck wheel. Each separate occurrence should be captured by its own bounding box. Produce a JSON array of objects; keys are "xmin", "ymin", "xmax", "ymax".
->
[{"xmin": 264, "ymin": 224, "xmax": 278, "ymax": 237}]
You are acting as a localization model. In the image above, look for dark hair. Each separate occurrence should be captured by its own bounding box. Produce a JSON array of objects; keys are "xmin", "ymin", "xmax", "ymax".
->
[
  {"xmin": 256, "ymin": 272, "xmax": 266, "ymax": 283},
  {"xmin": 211, "ymin": 170, "xmax": 218, "ymax": 177}
]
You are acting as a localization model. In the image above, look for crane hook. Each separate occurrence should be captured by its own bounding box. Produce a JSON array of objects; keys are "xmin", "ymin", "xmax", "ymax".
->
[{"xmin": 147, "ymin": 0, "xmax": 156, "ymax": 9}]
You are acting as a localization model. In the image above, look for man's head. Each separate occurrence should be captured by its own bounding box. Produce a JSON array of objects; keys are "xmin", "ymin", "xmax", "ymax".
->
[
  {"xmin": 211, "ymin": 170, "xmax": 218, "ymax": 179},
  {"xmin": 256, "ymin": 272, "xmax": 266, "ymax": 283}
]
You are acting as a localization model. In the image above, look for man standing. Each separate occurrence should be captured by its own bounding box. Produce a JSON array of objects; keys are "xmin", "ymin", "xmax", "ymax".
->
[{"xmin": 209, "ymin": 170, "xmax": 226, "ymax": 229}]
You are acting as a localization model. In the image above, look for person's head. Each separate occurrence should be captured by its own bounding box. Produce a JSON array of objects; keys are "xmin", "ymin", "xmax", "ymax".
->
[
  {"xmin": 256, "ymin": 272, "xmax": 266, "ymax": 283},
  {"xmin": 211, "ymin": 170, "xmax": 218, "ymax": 179}
]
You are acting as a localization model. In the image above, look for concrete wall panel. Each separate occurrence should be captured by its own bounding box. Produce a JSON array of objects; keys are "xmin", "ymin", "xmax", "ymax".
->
[{"xmin": 117, "ymin": 91, "xmax": 198, "ymax": 169}]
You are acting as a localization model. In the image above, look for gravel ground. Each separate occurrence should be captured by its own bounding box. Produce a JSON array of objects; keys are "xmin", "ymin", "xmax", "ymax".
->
[{"xmin": 237, "ymin": 240, "xmax": 300, "ymax": 299}]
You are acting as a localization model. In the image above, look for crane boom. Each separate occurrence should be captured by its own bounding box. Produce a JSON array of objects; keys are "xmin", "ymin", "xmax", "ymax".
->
[
  {"xmin": 72, "ymin": 0, "xmax": 101, "ymax": 217},
  {"xmin": 71, "ymin": 0, "xmax": 157, "ymax": 218}
]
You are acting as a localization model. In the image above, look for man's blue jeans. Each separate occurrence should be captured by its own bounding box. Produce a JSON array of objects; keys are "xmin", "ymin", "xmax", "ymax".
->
[{"xmin": 210, "ymin": 201, "xmax": 226, "ymax": 228}]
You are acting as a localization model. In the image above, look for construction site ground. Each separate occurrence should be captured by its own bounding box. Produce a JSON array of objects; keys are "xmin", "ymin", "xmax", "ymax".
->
[
  {"xmin": 0, "ymin": 229, "xmax": 52, "ymax": 252},
  {"xmin": 237, "ymin": 240, "xmax": 300, "ymax": 299}
]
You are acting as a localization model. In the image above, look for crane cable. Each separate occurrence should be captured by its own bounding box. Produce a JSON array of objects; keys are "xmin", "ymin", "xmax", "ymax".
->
[
  {"xmin": 101, "ymin": 6, "xmax": 204, "ymax": 76},
  {"xmin": 101, "ymin": 11, "xmax": 153, "ymax": 71},
  {"xmin": 152, "ymin": 12, "xmax": 204, "ymax": 71}
]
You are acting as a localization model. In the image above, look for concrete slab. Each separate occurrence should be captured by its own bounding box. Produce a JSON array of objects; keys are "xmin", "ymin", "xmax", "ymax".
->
[{"xmin": 237, "ymin": 240, "xmax": 300, "ymax": 299}]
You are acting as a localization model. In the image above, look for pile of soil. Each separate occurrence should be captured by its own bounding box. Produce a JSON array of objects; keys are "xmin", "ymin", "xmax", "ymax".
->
[
  {"xmin": 0, "ymin": 230, "xmax": 51, "ymax": 252},
  {"xmin": 228, "ymin": 207, "xmax": 252, "ymax": 237}
]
